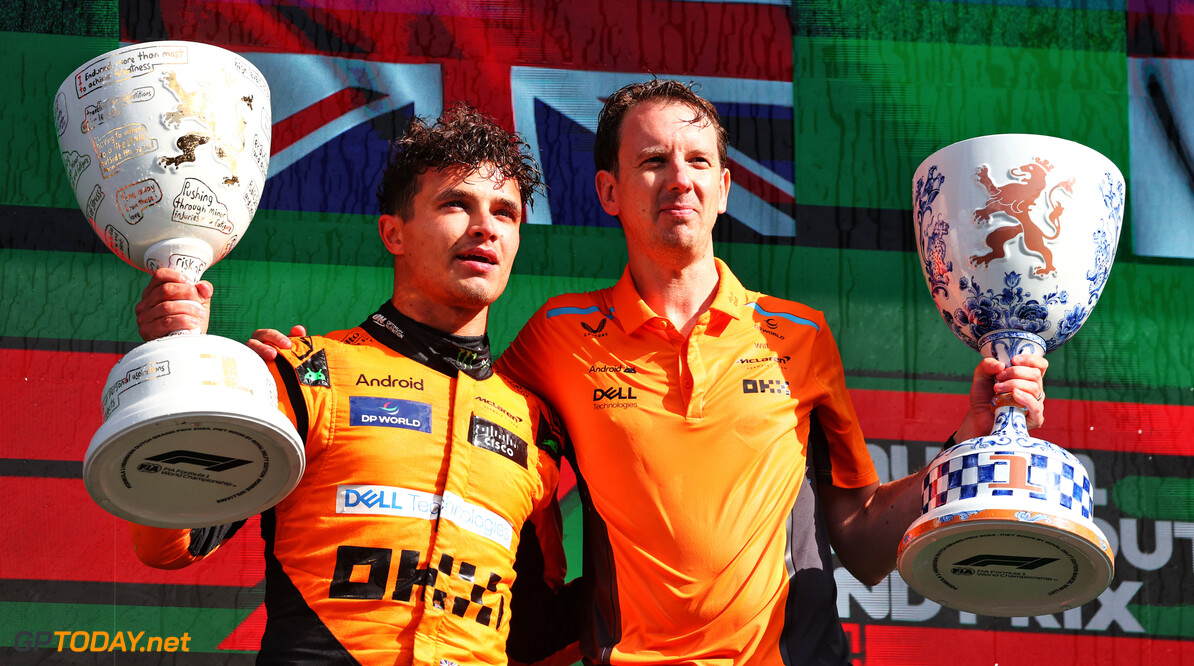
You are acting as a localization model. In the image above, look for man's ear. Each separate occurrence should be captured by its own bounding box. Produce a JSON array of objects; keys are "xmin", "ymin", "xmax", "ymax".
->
[
  {"xmin": 717, "ymin": 167, "xmax": 731, "ymax": 215},
  {"xmin": 379, "ymin": 214, "xmax": 404, "ymax": 256},
  {"xmin": 595, "ymin": 170, "xmax": 620, "ymax": 217}
]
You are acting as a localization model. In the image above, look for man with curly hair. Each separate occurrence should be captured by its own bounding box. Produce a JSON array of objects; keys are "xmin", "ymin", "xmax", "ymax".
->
[{"xmin": 131, "ymin": 104, "xmax": 580, "ymax": 665}]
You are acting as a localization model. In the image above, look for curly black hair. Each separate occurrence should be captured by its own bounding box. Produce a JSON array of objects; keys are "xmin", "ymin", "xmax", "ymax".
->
[
  {"xmin": 376, "ymin": 103, "xmax": 543, "ymax": 218},
  {"xmin": 594, "ymin": 79, "xmax": 728, "ymax": 175}
]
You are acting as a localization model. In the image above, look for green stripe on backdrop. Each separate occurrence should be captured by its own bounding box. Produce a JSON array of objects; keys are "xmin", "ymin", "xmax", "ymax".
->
[
  {"xmin": 1114, "ymin": 476, "xmax": 1194, "ymax": 521},
  {"xmin": 794, "ymin": 35, "xmax": 1128, "ymax": 212},
  {"xmin": 0, "ymin": 1, "xmax": 118, "ymax": 38},
  {"xmin": 794, "ymin": 0, "xmax": 1125, "ymax": 51},
  {"xmin": 2, "ymin": 31, "xmax": 119, "ymax": 210},
  {"xmin": 5, "ymin": 230, "xmax": 1191, "ymax": 404},
  {"xmin": 1129, "ymin": 604, "xmax": 1194, "ymax": 640},
  {"xmin": 0, "ymin": 602, "xmax": 253, "ymax": 653},
  {"xmin": 560, "ymin": 488, "xmax": 585, "ymax": 583}
]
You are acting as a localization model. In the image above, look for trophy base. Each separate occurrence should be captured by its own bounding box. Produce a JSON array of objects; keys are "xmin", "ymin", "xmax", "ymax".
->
[
  {"xmin": 84, "ymin": 335, "xmax": 304, "ymax": 528},
  {"xmin": 897, "ymin": 506, "xmax": 1114, "ymax": 617}
]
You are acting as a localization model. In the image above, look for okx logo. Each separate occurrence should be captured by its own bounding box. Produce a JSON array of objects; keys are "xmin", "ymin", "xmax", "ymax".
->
[
  {"xmin": 143, "ymin": 450, "xmax": 252, "ymax": 472},
  {"xmin": 952, "ymin": 555, "xmax": 1059, "ymax": 570}
]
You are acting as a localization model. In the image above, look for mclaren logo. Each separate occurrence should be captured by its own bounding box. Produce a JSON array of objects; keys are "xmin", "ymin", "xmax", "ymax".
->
[
  {"xmin": 736, "ymin": 355, "xmax": 790, "ymax": 366},
  {"xmin": 143, "ymin": 450, "xmax": 252, "ymax": 472}
]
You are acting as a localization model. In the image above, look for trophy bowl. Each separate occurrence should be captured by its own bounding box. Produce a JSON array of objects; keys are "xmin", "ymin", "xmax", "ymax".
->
[
  {"xmin": 897, "ymin": 134, "xmax": 1123, "ymax": 616},
  {"xmin": 55, "ymin": 41, "xmax": 303, "ymax": 528}
]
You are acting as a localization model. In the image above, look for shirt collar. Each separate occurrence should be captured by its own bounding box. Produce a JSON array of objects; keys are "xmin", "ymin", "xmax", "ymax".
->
[{"xmin": 610, "ymin": 257, "xmax": 747, "ymax": 334}]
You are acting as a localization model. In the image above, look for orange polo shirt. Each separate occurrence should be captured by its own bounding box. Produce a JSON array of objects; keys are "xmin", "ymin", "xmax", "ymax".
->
[{"xmin": 497, "ymin": 259, "xmax": 878, "ymax": 664}]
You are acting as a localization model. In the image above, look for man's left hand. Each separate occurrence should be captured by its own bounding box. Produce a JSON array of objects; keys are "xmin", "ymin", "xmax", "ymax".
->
[{"xmin": 956, "ymin": 354, "xmax": 1048, "ymax": 442}]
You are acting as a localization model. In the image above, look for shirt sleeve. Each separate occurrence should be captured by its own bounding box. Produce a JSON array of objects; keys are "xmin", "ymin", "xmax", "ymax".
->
[
  {"xmin": 495, "ymin": 304, "xmax": 554, "ymax": 404},
  {"xmin": 128, "ymin": 520, "xmax": 247, "ymax": 569},
  {"xmin": 810, "ymin": 320, "xmax": 881, "ymax": 489}
]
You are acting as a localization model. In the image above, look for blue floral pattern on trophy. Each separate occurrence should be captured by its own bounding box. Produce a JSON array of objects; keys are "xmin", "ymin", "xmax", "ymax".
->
[
  {"xmin": 915, "ymin": 165, "xmax": 953, "ymax": 297},
  {"xmin": 937, "ymin": 510, "xmax": 979, "ymax": 524},
  {"xmin": 1086, "ymin": 173, "xmax": 1124, "ymax": 306},
  {"xmin": 942, "ymin": 271, "xmax": 1076, "ymax": 350},
  {"xmin": 1014, "ymin": 511, "xmax": 1053, "ymax": 524}
]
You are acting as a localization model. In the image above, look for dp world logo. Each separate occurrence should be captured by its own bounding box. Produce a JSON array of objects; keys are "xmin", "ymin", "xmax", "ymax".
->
[{"xmin": 350, "ymin": 396, "xmax": 433, "ymax": 433}]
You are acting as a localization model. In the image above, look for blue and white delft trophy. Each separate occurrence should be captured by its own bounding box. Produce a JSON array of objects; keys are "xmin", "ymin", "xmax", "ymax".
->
[{"xmin": 897, "ymin": 134, "xmax": 1122, "ymax": 617}]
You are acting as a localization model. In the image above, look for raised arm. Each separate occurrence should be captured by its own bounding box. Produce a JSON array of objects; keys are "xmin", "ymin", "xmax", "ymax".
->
[
  {"xmin": 820, "ymin": 354, "xmax": 1048, "ymax": 585},
  {"xmin": 134, "ymin": 268, "xmax": 212, "ymax": 341}
]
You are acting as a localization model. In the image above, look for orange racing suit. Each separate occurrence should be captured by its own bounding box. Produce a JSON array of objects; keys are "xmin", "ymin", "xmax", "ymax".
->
[{"xmin": 131, "ymin": 303, "xmax": 578, "ymax": 665}]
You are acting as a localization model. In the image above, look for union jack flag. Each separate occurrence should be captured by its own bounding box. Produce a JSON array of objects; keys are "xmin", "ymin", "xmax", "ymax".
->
[{"xmin": 123, "ymin": 0, "xmax": 796, "ymax": 240}]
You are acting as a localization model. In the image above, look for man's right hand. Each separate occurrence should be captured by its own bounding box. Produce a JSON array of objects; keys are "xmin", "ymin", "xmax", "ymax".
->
[
  {"xmin": 135, "ymin": 268, "xmax": 212, "ymax": 341},
  {"xmin": 247, "ymin": 326, "xmax": 307, "ymax": 362}
]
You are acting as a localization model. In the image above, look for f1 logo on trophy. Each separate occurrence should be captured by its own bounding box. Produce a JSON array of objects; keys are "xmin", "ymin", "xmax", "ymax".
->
[
  {"xmin": 54, "ymin": 41, "xmax": 303, "ymax": 528},
  {"xmin": 898, "ymin": 134, "xmax": 1124, "ymax": 617}
]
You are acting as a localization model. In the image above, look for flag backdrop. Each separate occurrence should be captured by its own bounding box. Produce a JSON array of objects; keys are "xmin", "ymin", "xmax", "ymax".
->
[{"xmin": 3, "ymin": 0, "xmax": 1194, "ymax": 663}]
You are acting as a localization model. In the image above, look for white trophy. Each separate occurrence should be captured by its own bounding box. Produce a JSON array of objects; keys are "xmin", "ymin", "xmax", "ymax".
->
[
  {"xmin": 55, "ymin": 41, "xmax": 303, "ymax": 528},
  {"xmin": 898, "ymin": 134, "xmax": 1122, "ymax": 616}
]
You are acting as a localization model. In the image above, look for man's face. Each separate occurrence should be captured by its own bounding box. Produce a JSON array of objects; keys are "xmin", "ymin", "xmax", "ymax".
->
[
  {"xmin": 596, "ymin": 99, "xmax": 730, "ymax": 261},
  {"xmin": 381, "ymin": 164, "xmax": 522, "ymax": 319}
]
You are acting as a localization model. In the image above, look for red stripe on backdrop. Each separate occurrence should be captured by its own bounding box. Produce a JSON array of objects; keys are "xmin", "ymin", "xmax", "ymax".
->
[
  {"xmin": 271, "ymin": 87, "xmax": 386, "ymax": 155},
  {"xmin": 848, "ymin": 388, "xmax": 1194, "ymax": 456},
  {"xmin": 6, "ymin": 347, "xmax": 1193, "ymax": 463},
  {"xmin": 853, "ymin": 624, "xmax": 1194, "ymax": 665},
  {"xmin": 0, "ymin": 347, "xmax": 264, "ymax": 584},
  {"xmin": 6, "ymin": 347, "xmax": 1192, "ymax": 583},
  {"xmin": 727, "ymin": 157, "xmax": 796, "ymax": 206},
  {"xmin": 1, "ymin": 348, "xmax": 114, "ymax": 461},
  {"xmin": 0, "ymin": 476, "xmax": 264, "ymax": 585},
  {"xmin": 218, "ymin": 601, "xmax": 268, "ymax": 652},
  {"xmin": 1130, "ymin": 12, "xmax": 1194, "ymax": 59}
]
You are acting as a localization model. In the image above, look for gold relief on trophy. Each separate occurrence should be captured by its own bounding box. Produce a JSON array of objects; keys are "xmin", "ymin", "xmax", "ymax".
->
[{"xmin": 158, "ymin": 69, "xmax": 254, "ymax": 186}]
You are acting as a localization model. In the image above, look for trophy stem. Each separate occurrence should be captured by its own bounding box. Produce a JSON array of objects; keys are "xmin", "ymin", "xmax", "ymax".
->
[
  {"xmin": 143, "ymin": 237, "xmax": 214, "ymax": 285},
  {"xmin": 144, "ymin": 238, "xmax": 212, "ymax": 336},
  {"xmin": 978, "ymin": 329, "xmax": 1046, "ymax": 366},
  {"xmin": 978, "ymin": 329, "xmax": 1045, "ymax": 437}
]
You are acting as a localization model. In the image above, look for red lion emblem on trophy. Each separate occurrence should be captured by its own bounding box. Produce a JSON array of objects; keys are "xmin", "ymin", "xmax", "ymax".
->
[{"xmin": 969, "ymin": 158, "xmax": 1074, "ymax": 277}]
